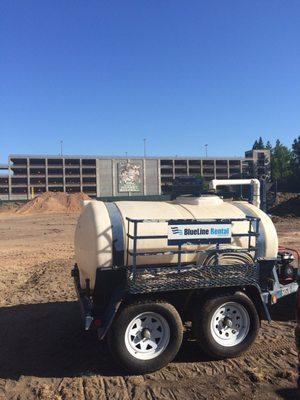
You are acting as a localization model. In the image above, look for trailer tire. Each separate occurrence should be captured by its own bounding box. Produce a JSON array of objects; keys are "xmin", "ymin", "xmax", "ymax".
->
[
  {"xmin": 107, "ymin": 300, "xmax": 183, "ymax": 374},
  {"xmin": 193, "ymin": 291, "xmax": 259, "ymax": 359}
]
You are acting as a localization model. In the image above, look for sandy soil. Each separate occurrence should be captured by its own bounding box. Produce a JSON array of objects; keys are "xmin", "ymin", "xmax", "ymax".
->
[{"xmin": 0, "ymin": 212, "xmax": 299, "ymax": 400}]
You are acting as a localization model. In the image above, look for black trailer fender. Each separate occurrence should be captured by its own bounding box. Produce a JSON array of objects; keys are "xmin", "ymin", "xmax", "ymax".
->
[
  {"xmin": 97, "ymin": 285, "xmax": 124, "ymax": 340},
  {"xmin": 97, "ymin": 283, "xmax": 272, "ymax": 342},
  {"xmin": 243, "ymin": 285, "xmax": 271, "ymax": 322},
  {"xmin": 187, "ymin": 285, "xmax": 272, "ymax": 323}
]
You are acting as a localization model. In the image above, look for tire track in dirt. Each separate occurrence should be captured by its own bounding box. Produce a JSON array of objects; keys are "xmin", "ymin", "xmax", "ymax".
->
[
  {"xmin": 1, "ymin": 259, "xmax": 76, "ymax": 307},
  {"xmin": 0, "ymin": 213, "xmax": 299, "ymax": 400}
]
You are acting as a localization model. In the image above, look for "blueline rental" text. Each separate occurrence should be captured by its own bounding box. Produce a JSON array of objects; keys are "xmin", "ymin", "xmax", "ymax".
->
[{"xmin": 183, "ymin": 228, "xmax": 230, "ymax": 236}]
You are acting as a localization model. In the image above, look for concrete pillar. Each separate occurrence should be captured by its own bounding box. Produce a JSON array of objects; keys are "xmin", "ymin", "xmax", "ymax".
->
[
  {"xmin": 158, "ymin": 159, "xmax": 162, "ymax": 195},
  {"xmin": 172, "ymin": 160, "xmax": 175, "ymax": 179},
  {"xmin": 8, "ymin": 158, "xmax": 12, "ymax": 200},
  {"xmin": 214, "ymin": 160, "xmax": 216, "ymax": 179},
  {"xmin": 128, "ymin": 159, "xmax": 131, "ymax": 197},
  {"xmin": 80, "ymin": 158, "xmax": 83, "ymax": 193},
  {"xmin": 63, "ymin": 158, "xmax": 66, "ymax": 192},
  {"xmin": 27, "ymin": 157, "xmax": 30, "ymax": 199},
  {"xmin": 112, "ymin": 160, "xmax": 116, "ymax": 196},
  {"xmin": 143, "ymin": 158, "xmax": 147, "ymax": 195},
  {"xmin": 96, "ymin": 158, "xmax": 101, "ymax": 197},
  {"xmin": 45, "ymin": 158, "xmax": 49, "ymax": 191}
]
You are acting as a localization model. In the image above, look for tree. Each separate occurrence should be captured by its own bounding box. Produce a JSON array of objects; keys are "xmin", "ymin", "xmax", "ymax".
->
[
  {"xmin": 266, "ymin": 141, "xmax": 272, "ymax": 150},
  {"xmin": 290, "ymin": 136, "xmax": 300, "ymax": 190},
  {"xmin": 292, "ymin": 135, "xmax": 300, "ymax": 163},
  {"xmin": 251, "ymin": 136, "xmax": 299, "ymax": 191},
  {"xmin": 252, "ymin": 137, "xmax": 265, "ymax": 150},
  {"xmin": 271, "ymin": 140, "xmax": 292, "ymax": 182},
  {"xmin": 257, "ymin": 137, "xmax": 264, "ymax": 149}
]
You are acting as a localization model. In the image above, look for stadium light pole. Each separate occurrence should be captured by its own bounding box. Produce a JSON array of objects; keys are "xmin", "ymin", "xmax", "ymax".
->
[
  {"xmin": 205, "ymin": 144, "xmax": 208, "ymax": 157},
  {"xmin": 60, "ymin": 140, "xmax": 63, "ymax": 156},
  {"xmin": 143, "ymin": 138, "xmax": 147, "ymax": 157}
]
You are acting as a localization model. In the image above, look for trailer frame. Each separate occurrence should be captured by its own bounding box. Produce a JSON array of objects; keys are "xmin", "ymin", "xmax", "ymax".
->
[{"xmin": 72, "ymin": 215, "xmax": 298, "ymax": 338}]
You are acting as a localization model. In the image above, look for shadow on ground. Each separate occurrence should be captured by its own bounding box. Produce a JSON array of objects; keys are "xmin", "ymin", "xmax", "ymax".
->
[
  {"xmin": 0, "ymin": 301, "xmax": 118, "ymax": 379},
  {"xmin": 0, "ymin": 301, "xmax": 210, "ymax": 380},
  {"xmin": 276, "ymin": 388, "xmax": 299, "ymax": 399},
  {"xmin": 270, "ymin": 293, "xmax": 296, "ymax": 322},
  {"xmin": 0, "ymin": 293, "xmax": 296, "ymax": 380}
]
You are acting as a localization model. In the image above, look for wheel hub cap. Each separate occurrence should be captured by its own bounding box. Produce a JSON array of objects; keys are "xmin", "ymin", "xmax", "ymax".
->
[
  {"xmin": 222, "ymin": 316, "xmax": 233, "ymax": 329},
  {"xmin": 141, "ymin": 328, "xmax": 151, "ymax": 339}
]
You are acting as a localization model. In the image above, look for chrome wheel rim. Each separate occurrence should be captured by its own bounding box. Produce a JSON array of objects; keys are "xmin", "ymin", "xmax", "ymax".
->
[
  {"xmin": 210, "ymin": 302, "xmax": 250, "ymax": 347},
  {"xmin": 125, "ymin": 312, "xmax": 170, "ymax": 360}
]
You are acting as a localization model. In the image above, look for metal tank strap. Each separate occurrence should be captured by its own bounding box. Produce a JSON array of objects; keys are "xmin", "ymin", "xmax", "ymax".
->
[{"xmin": 104, "ymin": 202, "xmax": 124, "ymax": 267}]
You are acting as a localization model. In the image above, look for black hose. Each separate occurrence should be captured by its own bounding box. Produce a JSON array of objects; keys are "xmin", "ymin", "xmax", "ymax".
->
[{"xmin": 203, "ymin": 252, "xmax": 254, "ymax": 266}]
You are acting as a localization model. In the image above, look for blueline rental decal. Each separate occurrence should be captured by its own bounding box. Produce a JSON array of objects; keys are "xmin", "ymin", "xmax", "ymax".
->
[{"xmin": 167, "ymin": 221, "xmax": 232, "ymax": 245}]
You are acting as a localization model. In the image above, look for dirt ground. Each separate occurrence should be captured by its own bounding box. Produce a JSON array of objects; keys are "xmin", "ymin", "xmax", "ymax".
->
[{"xmin": 0, "ymin": 212, "xmax": 299, "ymax": 400}]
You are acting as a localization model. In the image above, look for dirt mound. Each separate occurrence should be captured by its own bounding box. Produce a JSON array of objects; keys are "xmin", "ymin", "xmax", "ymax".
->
[
  {"xmin": 0, "ymin": 212, "xmax": 299, "ymax": 399},
  {"xmin": 275, "ymin": 192, "xmax": 300, "ymax": 205},
  {"xmin": 269, "ymin": 195, "xmax": 300, "ymax": 217},
  {"xmin": 16, "ymin": 191, "xmax": 91, "ymax": 214},
  {"xmin": 0, "ymin": 201, "xmax": 21, "ymax": 213}
]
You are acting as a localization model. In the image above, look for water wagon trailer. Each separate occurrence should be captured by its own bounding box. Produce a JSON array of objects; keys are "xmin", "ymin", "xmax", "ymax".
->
[{"xmin": 72, "ymin": 179, "xmax": 299, "ymax": 374}]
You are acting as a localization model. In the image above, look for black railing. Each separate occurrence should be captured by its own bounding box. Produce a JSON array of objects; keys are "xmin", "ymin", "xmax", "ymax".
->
[{"xmin": 126, "ymin": 216, "xmax": 260, "ymax": 278}]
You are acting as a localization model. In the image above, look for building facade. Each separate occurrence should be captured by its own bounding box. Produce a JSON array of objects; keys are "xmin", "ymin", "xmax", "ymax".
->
[{"xmin": 0, "ymin": 149, "xmax": 270, "ymax": 200}]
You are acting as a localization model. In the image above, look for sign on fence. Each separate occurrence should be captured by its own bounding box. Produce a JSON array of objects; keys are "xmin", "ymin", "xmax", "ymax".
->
[{"xmin": 167, "ymin": 220, "xmax": 232, "ymax": 245}]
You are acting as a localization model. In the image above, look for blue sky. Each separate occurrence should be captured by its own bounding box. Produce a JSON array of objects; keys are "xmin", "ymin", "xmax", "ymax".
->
[{"xmin": 1, "ymin": 0, "xmax": 300, "ymax": 163}]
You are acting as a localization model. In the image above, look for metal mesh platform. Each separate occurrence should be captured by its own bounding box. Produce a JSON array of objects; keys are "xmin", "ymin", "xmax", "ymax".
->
[{"xmin": 127, "ymin": 263, "xmax": 260, "ymax": 294}]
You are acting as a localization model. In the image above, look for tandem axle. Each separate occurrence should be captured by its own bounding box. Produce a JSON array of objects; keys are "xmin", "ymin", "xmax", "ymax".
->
[{"xmin": 72, "ymin": 215, "xmax": 299, "ymax": 374}]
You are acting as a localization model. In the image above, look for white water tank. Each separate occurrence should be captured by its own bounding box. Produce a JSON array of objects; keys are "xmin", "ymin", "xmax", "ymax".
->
[{"xmin": 74, "ymin": 196, "xmax": 278, "ymax": 289}]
